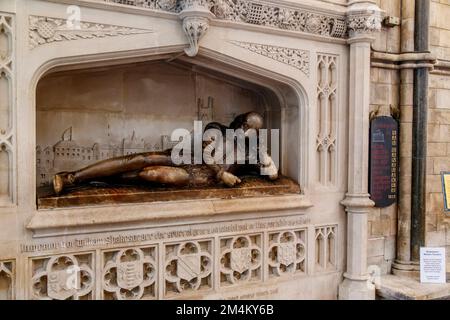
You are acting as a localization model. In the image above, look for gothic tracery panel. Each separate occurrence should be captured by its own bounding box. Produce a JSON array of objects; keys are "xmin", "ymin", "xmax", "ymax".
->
[
  {"xmin": 315, "ymin": 225, "xmax": 337, "ymax": 272},
  {"xmin": 316, "ymin": 54, "xmax": 338, "ymax": 187},
  {"xmin": 31, "ymin": 254, "xmax": 94, "ymax": 300},
  {"xmin": 102, "ymin": 247, "xmax": 157, "ymax": 300},
  {"xmin": 268, "ymin": 230, "xmax": 306, "ymax": 277},
  {"xmin": 0, "ymin": 13, "xmax": 15, "ymax": 206},
  {"xmin": 0, "ymin": 260, "xmax": 15, "ymax": 300},
  {"xmin": 164, "ymin": 240, "xmax": 213, "ymax": 297},
  {"xmin": 219, "ymin": 235, "xmax": 262, "ymax": 287}
]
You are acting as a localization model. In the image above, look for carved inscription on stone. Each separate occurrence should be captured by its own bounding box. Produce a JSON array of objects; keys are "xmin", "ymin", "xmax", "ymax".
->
[
  {"xmin": 268, "ymin": 230, "xmax": 306, "ymax": 277},
  {"xmin": 21, "ymin": 217, "xmax": 324, "ymax": 299},
  {"xmin": 220, "ymin": 235, "xmax": 262, "ymax": 286},
  {"xmin": 31, "ymin": 254, "xmax": 94, "ymax": 300},
  {"xmin": 164, "ymin": 241, "xmax": 212, "ymax": 297},
  {"xmin": 103, "ymin": 247, "xmax": 157, "ymax": 300}
]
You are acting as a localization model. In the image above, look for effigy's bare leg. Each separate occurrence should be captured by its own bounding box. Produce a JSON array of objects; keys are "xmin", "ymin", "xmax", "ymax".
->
[
  {"xmin": 138, "ymin": 166, "xmax": 190, "ymax": 186},
  {"xmin": 53, "ymin": 151, "xmax": 173, "ymax": 194}
]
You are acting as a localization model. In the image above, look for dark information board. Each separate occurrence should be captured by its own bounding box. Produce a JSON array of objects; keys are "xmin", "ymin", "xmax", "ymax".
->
[{"xmin": 369, "ymin": 116, "xmax": 399, "ymax": 208}]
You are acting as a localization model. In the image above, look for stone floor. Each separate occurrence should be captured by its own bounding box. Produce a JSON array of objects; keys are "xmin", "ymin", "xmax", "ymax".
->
[{"xmin": 377, "ymin": 275, "xmax": 450, "ymax": 300}]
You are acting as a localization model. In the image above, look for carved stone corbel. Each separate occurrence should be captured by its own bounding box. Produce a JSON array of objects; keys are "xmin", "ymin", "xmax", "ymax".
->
[{"xmin": 179, "ymin": 0, "xmax": 215, "ymax": 57}]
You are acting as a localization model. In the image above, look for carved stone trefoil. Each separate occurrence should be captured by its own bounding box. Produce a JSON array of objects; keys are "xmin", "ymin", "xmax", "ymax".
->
[
  {"xmin": 179, "ymin": 0, "xmax": 215, "ymax": 57},
  {"xmin": 229, "ymin": 40, "xmax": 310, "ymax": 76},
  {"xmin": 29, "ymin": 15, "xmax": 154, "ymax": 49}
]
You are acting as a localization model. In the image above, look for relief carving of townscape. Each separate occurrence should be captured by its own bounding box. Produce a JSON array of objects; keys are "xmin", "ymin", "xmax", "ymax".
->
[{"xmin": 35, "ymin": 63, "xmax": 258, "ymax": 187}]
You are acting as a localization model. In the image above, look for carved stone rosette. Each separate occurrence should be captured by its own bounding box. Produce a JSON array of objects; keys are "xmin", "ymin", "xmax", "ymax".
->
[
  {"xmin": 219, "ymin": 235, "xmax": 262, "ymax": 286},
  {"xmin": 164, "ymin": 240, "xmax": 212, "ymax": 296},
  {"xmin": 179, "ymin": 0, "xmax": 215, "ymax": 57},
  {"xmin": 103, "ymin": 247, "xmax": 157, "ymax": 300},
  {"xmin": 31, "ymin": 254, "xmax": 94, "ymax": 300},
  {"xmin": 268, "ymin": 230, "xmax": 306, "ymax": 277}
]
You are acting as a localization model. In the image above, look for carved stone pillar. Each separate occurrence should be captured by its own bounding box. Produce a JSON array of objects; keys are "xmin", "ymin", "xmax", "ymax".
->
[{"xmin": 338, "ymin": 2, "xmax": 383, "ymax": 300}]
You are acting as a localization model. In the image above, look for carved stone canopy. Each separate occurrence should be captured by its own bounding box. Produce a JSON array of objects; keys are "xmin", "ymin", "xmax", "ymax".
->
[
  {"xmin": 102, "ymin": 0, "xmax": 384, "ymax": 50},
  {"xmin": 28, "ymin": 1, "xmax": 384, "ymax": 54}
]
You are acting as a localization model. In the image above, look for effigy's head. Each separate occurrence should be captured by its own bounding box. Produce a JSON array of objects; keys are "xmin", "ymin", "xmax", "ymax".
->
[{"xmin": 230, "ymin": 112, "xmax": 264, "ymax": 135}]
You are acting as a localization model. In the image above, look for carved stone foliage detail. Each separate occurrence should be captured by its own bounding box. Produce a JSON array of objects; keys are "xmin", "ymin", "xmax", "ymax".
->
[
  {"xmin": 315, "ymin": 226, "xmax": 337, "ymax": 271},
  {"xmin": 268, "ymin": 230, "xmax": 306, "ymax": 277},
  {"xmin": 0, "ymin": 13, "xmax": 15, "ymax": 206},
  {"xmin": 103, "ymin": 247, "xmax": 157, "ymax": 300},
  {"xmin": 31, "ymin": 254, "xmax": 94, "ymax": 300},
  {"xmin": 104, "ymin": 0, "xmax": 348, "ymax": 39},
  {"xmin": 164, "ymin": 241, "xmax": 212, "ymax": 296},
  {"xmin": 219, "ymin": 235, "xmax": 262, "ymax": 286},
  {"xmin": 0, "ymin": 260, "xmax": 15, "ymax": 300},
  {"xmin": 29, "ymin": 15, "xmax": 154, "ymax": 49},
  {"xmin": 347, "ymin": 10, "xmax": 383, "ymax": 38},
  {"xmin": 229, "ymin": 40, "xmax": 310, "ymax": 76},
  {"xmin": 316, "ymin": 54, "xmax": 338, "ymax": 187}
]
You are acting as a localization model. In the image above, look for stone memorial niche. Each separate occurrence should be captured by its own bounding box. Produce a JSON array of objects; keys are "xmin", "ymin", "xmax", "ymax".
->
[
  {"xmin": 35, "ymin": 59, "xmax": 299, "ymax": 209},
  {"xmin": 0, "ymin": 0, "xmax": 384, "ymax": 301}
]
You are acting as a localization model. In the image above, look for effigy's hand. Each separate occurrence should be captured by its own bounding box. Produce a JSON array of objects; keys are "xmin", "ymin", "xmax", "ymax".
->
[
  {"xmin": 220, "ymin": 171, "xmax": 242, "ymax": 187},
  {"xmin": 260, "ymin": 155, "xmax": 279, "ymax": 180}
]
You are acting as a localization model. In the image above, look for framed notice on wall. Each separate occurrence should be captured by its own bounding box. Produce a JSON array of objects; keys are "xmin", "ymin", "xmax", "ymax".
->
[
  {"xmin": 442, "ymin": 172, "xmax": 450, "ymax": 213},
  {"xmin": 369, "ymin": 116, "xmax": 399, "ymax": 208}
]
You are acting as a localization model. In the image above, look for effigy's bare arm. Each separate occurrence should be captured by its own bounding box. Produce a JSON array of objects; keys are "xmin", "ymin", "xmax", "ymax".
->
[
  {"xmin": 259, "ymin": 152, "xmax": 279, "ymax": 180},
  {"xmin": 202, "ymin": 139, "xmax": 241, "ymax": 187}
]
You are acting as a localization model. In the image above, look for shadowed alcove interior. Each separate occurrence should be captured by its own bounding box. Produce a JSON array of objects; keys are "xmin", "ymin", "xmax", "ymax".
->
[{"xmin": 35, "ymin": 55, "xmax": 303, "ymax": 209}]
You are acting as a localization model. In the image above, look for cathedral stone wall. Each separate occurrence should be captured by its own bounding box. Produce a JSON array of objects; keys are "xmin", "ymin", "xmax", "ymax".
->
[{"xmin": 426, "ymin": 0, "xmax": 450, "ymax": 271}]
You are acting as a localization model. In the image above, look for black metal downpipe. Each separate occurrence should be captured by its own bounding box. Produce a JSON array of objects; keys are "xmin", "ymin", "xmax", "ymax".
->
[{"xmin": 411, "ymin": 0, "xmax": 430, "ymax": 261}]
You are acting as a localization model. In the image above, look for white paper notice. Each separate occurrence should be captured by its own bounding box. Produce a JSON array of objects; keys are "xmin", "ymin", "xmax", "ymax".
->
[{"xmin": 420, "ymin": 247, "xmax": 446, "ymax": 284}]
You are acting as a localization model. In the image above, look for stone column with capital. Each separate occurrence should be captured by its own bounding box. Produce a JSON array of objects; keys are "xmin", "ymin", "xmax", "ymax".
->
[{"xmin": 338, "ymin": 2, "xmax": 383, "ymax": 300}]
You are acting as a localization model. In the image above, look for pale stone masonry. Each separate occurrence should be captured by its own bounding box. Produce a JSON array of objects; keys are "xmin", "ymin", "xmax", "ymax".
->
[
  {"xmin": 369, "ymin": 0, "xmax": 450, "ymax": 275},
  {"xmin": 0, "ymin": 0, "xmax": 448, "ymax": 300}
]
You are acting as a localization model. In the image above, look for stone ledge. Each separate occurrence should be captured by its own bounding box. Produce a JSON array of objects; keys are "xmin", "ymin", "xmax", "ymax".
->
[
  {"xmin": 27, "ymin": 194, "xmax": 313, "ymax": 233},
  {"xmin": 377, "ymin": 275, "xmax": 450, "ymax": 300}
]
